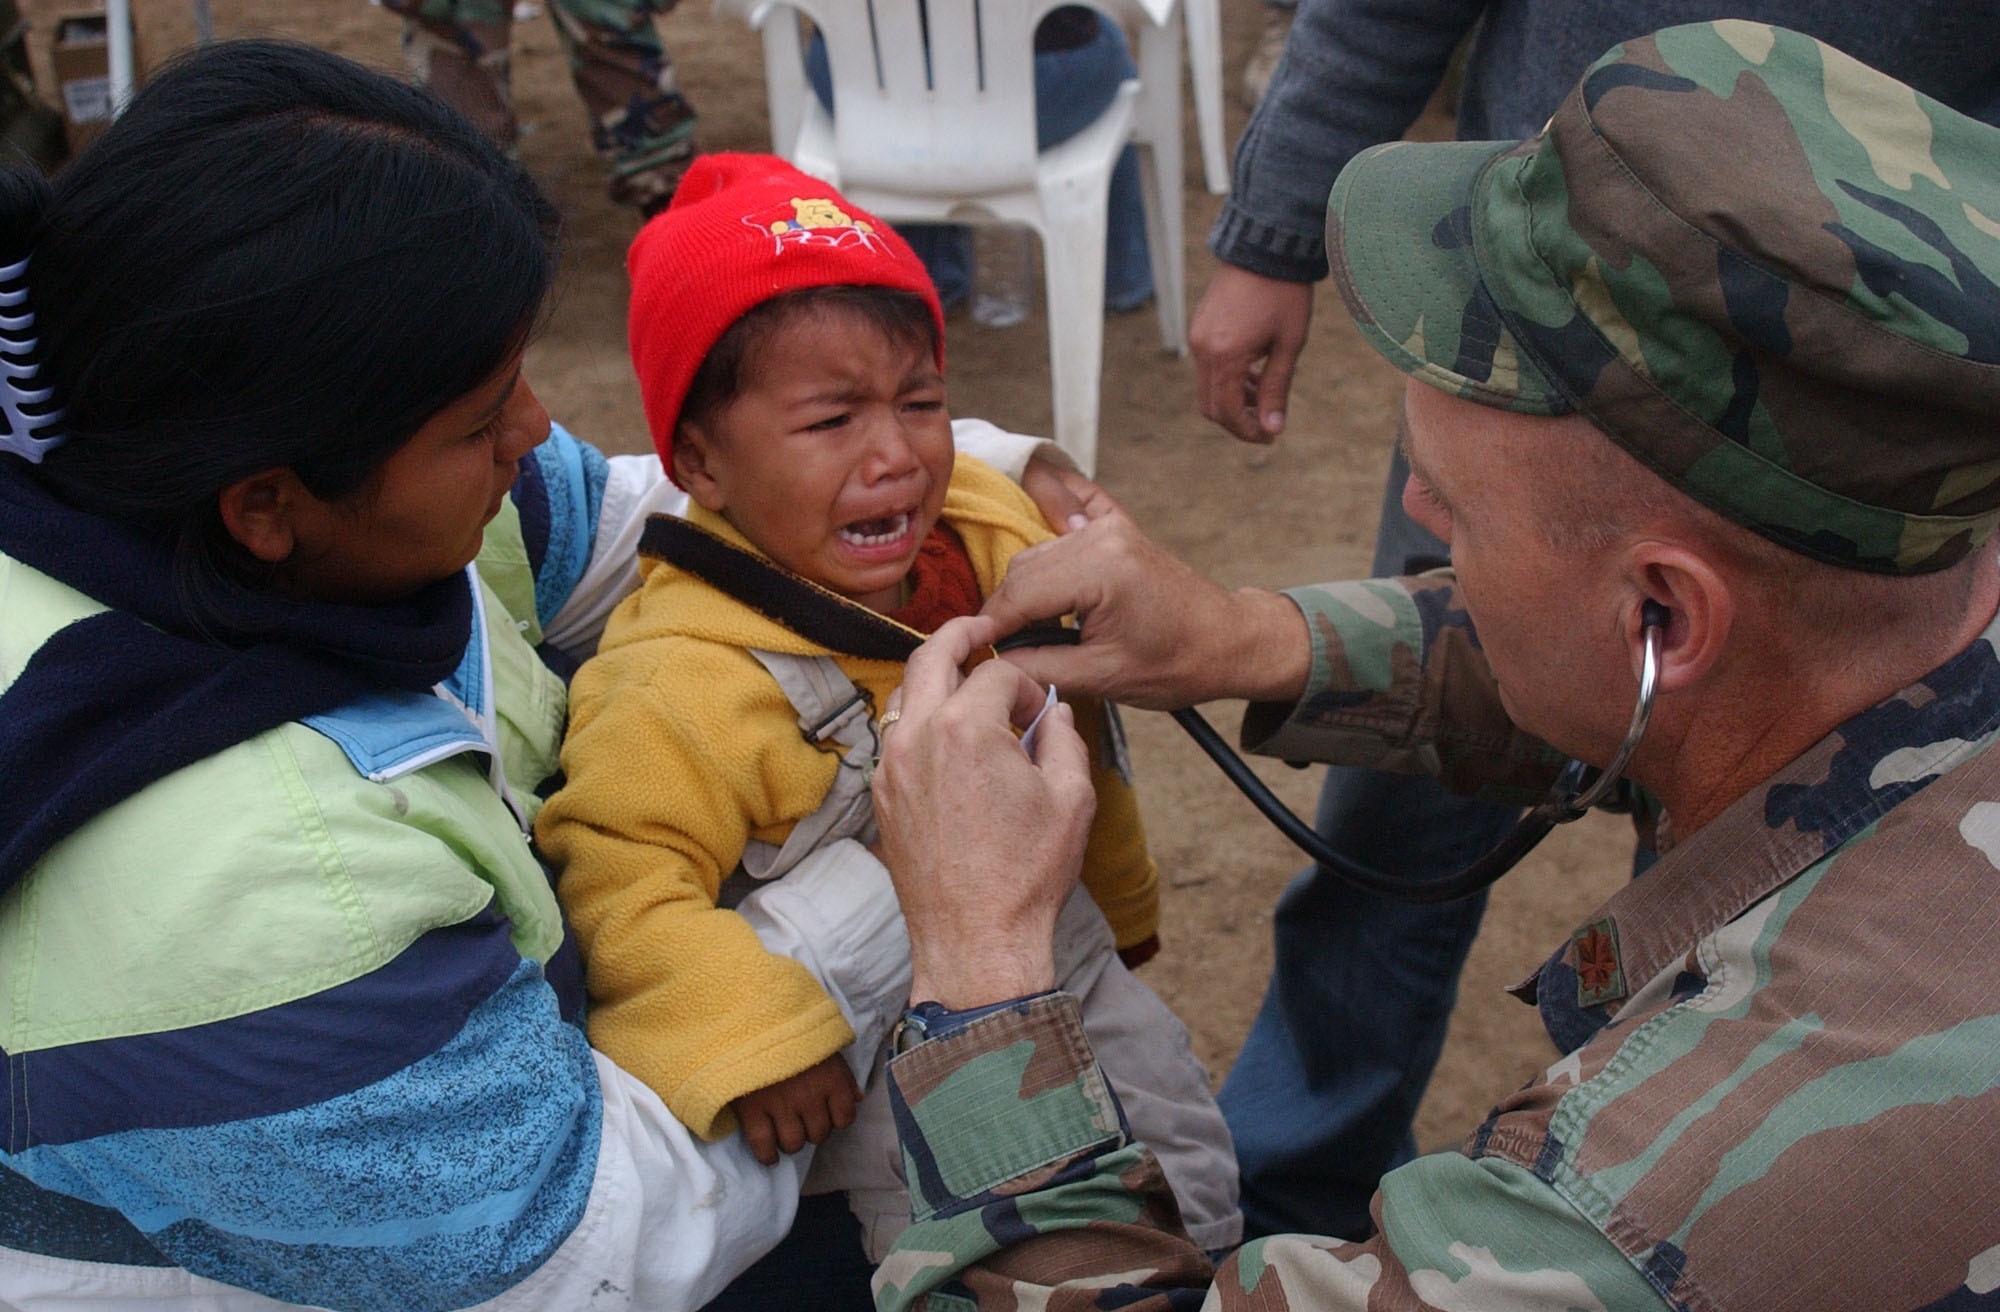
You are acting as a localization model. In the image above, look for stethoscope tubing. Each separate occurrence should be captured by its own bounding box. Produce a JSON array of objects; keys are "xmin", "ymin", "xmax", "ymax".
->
[{"xmin": 1105, "ymin": 600, "xmax": 1667, "ymax": 905}]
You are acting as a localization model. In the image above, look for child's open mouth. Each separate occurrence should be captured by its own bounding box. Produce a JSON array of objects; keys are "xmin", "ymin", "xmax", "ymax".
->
[{"xmin": 838, "ymin": 511, "xmax": 913, "ymax": 549}]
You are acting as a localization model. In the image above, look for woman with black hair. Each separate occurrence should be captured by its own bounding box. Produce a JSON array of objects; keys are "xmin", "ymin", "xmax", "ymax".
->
[{"xmin": 0, "ymin": 38, "xmax": 1068, "ymax": 1310}]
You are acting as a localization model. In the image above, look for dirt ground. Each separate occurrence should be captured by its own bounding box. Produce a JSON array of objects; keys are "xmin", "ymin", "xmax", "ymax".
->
[{"xmin": 42, "ymin": 0, "xmax": 1637, "ymax": 1155}]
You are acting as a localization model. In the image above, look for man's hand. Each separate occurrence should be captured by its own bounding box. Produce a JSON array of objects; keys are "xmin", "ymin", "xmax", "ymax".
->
[
  {"xmin": 974, "ymin": 509, "xmax": 1313, "ymax": 710},
  {"xmin": 1190, "ymin": 265, "xmax": 1315, "ymax": 444},
  {"xmin": 732, "ymin": 1054, "xmax": 861, "ymax": 1167},
  {"xmin": 871, "ymin": 619, "xmax": 1095, "ymax": 1009},
  {"xmin": 1022, "ymin": 448, "xmax": 1119, "ymax": 534}
]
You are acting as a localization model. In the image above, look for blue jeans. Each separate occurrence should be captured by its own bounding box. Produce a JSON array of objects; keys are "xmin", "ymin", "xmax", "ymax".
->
[
  {"xmin": 804, "ymin": 15, "xmax": 1153, "ymax": 311},
  {"xmin": 1216, "ymin": 444, "xmax": 1518, "ymax": 1241}
]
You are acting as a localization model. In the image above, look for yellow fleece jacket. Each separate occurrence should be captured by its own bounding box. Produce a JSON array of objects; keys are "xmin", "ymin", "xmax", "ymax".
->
[{"xmin": 535, "ymin": 456, "xmax": 1158, "ymax": 1141}]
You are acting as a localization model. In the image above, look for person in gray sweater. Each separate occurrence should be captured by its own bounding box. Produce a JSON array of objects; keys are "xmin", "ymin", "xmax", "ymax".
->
[{"xmin": 1190, "ymin": 0, "xmax": 2000, "ymax": 1243}]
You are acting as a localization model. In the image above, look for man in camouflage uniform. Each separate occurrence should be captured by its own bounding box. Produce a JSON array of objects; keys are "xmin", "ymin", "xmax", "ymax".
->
[
  {"xmin": 384, "ymin": 0, "xmax": 696, "ymax": 213},
  {"xmin": 865, "ymin": 22, "xmax": 2000, "ymax": 1310}
]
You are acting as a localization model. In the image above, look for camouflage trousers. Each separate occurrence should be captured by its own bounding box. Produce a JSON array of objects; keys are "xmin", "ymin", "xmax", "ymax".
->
[{"xmin": 385, "ymin": 0, "xmax": 697, "ymax": 214}]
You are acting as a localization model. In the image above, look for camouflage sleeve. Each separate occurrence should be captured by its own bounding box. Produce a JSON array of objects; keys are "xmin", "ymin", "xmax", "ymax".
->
[
  {"xmin": 874, "ymin": 994, "xmax": 1212, "ymax": 1310},
  {"xmin": 1238, "ymin": 572, "xmax": 1566, "ymax": 805},
  {"xmin": 1207, "ymin": 1153, "xmax": 1674, "ymax": 1311},
  {"xmin": 875, "ymin": 996, "xmax": 1672, "ymax": 1312}
]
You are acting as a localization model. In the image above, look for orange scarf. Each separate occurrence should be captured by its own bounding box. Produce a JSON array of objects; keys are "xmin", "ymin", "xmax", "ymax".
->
[{"xmin": 886, "ymin": 523, "xmax": 983, "ymax": 634}]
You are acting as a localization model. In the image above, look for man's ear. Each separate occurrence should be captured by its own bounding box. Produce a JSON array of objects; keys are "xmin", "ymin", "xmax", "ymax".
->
[
  {"xmin": 217, "ymin": 467, "xmax": 314, "ymax": 565},
  {"xmin": 673, "ymin": 423, "xmax": 729, "ymax": 513},
  {"xmin": 1627, "ymin": 543, "xmax": 1733, "ymax": 695}
]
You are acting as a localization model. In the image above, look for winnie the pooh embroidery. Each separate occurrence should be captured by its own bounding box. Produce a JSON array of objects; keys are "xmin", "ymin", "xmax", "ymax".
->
[
  {"xmin": 770, "ymin": 195, "xmax": 875, "ymax": 236},
  {"xmin": 748, "ymin": 195, "xmax": 885, "ymax": 253}
]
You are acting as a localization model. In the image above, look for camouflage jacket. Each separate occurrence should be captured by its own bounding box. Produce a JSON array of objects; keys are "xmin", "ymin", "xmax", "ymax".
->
[{"xmin": 876, "ymin": 573, "xmax": 2000, "ymax": 1311}]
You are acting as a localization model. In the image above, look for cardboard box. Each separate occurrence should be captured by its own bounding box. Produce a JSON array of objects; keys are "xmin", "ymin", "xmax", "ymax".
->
[{"xmin": 50, "ymin": 7, "xmax": 138, "ymax": 156}]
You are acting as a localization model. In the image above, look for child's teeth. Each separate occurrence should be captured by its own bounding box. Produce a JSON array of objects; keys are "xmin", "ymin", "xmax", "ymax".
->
[{"xmin": 841, "ymin": 513, "xmax": 909, "ymax": 546}]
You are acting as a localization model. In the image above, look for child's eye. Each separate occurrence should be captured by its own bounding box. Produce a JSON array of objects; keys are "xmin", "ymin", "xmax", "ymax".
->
[
  {"xmin": 902, "ymin": 398, "xmax": 944, "ymax": 414},
  {"xmin": 806, "ymin": 412, "xmax": 851, "ymax": 432}
]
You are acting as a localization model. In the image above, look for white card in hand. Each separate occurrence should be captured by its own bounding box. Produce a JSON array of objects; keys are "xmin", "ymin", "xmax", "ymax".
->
[{"xmin": 1019, "ymin": 685, "xmax": 1060, "ymax": 757}]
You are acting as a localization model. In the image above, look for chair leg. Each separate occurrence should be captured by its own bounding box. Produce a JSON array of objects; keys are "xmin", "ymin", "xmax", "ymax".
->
[
  {"xmin": 760, "ymin": 8, "xmax": 808, "ymax": 158},
  {"xmin": 1185, "ymin": 0, "xmax": 1229, "ymax": 195},
  {"xmin": 1134, "ymin": 20, "xmax": 1187, "ymax": 357},
  {"xmin": 1137, "ymin": 140, "xmax": 1187, "ymax": 358},
  {"xmin": 1034, "ymin": 178, "xmax": 1113, "ymax": 476}
]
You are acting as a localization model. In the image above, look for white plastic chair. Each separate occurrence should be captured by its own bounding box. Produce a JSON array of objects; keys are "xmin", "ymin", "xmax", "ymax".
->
[
  {"xmin": 753, "ymin": 5, "xmax": 811, "ymax": 167},
  {"xmin": 1184, "ymin": 0, "xmax": 1227, "ymax": 194},
  {"xmin": 723, "ymin": 0, "xmax": 1185, "ymax": 475},
  {"xmin": 749, "ymin": 1, "xmax": 1221, "ymax": 197}
]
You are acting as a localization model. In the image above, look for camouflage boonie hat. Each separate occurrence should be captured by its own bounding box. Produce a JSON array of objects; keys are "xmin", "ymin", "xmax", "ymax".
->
[{"xmin": 1329, "ymin": 21, "xmax": 2000, "ymax": 574}]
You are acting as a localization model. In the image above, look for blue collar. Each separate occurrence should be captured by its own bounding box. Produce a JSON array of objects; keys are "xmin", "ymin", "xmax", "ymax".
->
[{"xmin": 302, "ymin": 565, "xmax": 528, "ymax": 826}]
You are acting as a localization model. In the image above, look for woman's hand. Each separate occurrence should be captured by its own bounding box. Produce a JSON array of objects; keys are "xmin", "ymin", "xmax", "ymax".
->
[{"xmin": 870, "ymin": 617, "xmax": 1096, "ymax": 1009}]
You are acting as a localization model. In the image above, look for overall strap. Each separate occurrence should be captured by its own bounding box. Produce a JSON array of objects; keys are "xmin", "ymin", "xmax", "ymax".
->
[
  {"xmin": 637, "ymin": 515, "xmax": 924, "ymax": 660},
  {"xmin": 742, "ymin": 650, "xmax": 882, "ymax": 882},
  {"xmin": 716, "ymin": 650, "xmax": 882, "ymax": 906}
]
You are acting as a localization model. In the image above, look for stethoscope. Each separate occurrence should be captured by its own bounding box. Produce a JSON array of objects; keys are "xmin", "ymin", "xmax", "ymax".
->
[{"xmin": 1005, "ymin": 599, "xmax": 1667, "ymax": 905}]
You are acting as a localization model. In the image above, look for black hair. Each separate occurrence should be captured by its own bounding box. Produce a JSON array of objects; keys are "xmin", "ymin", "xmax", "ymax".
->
[
  {"xmin": 0, "ymin": 38, "xmax": 559, "ymax": 600},
  {"xmin": 678, "ymin": 284, "xmax": 940, "ymax": 435}
]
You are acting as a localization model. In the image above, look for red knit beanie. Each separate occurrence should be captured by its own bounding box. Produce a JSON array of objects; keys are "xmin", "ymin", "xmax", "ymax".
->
[{"xmin": 627, "ymin": 153, "xmax": 946, "ymax": 478}]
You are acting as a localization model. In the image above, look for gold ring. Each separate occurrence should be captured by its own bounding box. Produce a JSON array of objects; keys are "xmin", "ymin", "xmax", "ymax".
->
[{"xmin": 877, "ymin": 709, "xmax": 902, "ymax": 732}]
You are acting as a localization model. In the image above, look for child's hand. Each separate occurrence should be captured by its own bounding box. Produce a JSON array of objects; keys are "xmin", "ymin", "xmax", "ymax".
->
[
  {"xmin": 733, "ymin": 1055, "xmax": 861, "ymax": 1166},
  {"xmin": 1118, "ymin": 933, "xmax": 1161, "ymax": 970},
  {"xmin": 1022, "ymin": 452, "xmax": 1118, "ymax": 534}
]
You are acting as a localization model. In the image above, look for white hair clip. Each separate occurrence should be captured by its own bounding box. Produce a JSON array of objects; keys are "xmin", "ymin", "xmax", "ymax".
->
[{"xmin": 0, "ymin": 256, "xmax": 62, "ymax": 463}]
